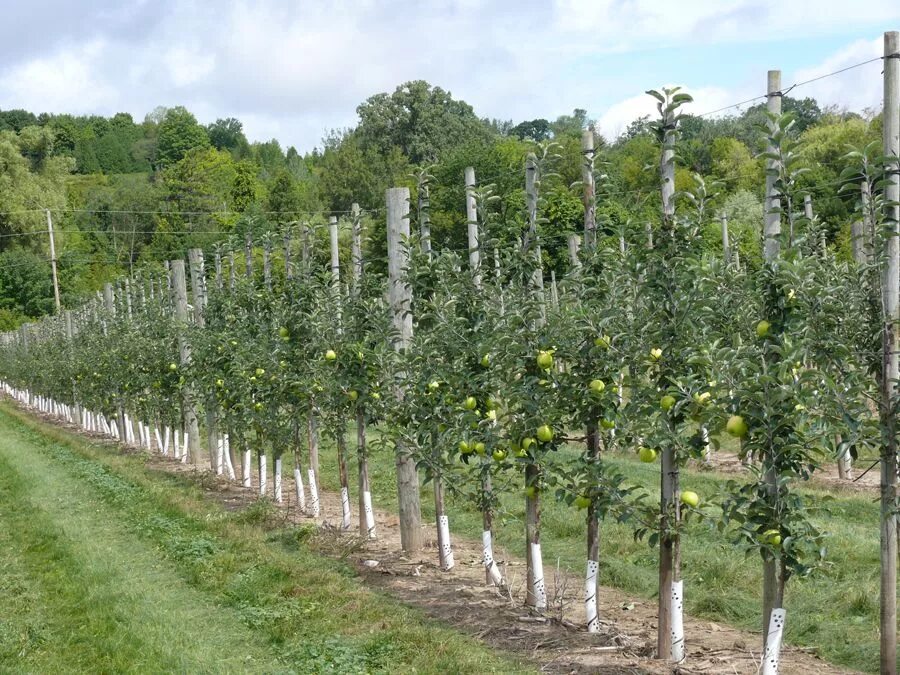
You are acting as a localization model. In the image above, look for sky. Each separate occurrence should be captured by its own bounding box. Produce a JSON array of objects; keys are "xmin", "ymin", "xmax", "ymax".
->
[{"xmin": 1, "ymin": 1, "xmax": 899, "ymax": 152}]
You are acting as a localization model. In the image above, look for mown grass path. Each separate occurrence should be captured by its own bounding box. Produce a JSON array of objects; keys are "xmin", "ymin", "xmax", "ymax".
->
[{"xmin": 0, "ymin": 403, "xmax": 527, "ymax": 674}]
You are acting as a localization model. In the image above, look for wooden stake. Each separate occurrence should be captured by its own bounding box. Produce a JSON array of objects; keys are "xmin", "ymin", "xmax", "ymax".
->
[
  {"xmin": 263, "ymin": 238, "xmax": 272, "ymax": 291},
  {"xmin": 386, "ymin": 187, "xmax": 423, "ymax": 553},
  {"xmin": 582, "ymin": 128, "xmax": 596, "ymax": 249},
  {"xmin": 761, "ymin": 68, "xmax": 785, "ymax": 656},
  {"xmin": 879, "ymin": 29, "xmax": 899, "ymax": 675},
  {"xmin": 46, "ymin": 209, "xmax": 61, "ymax": 313},
  {"xmin": 170, "ymin": 259, "xmax": 203, "ymax": 467},
  {"xmin": 721, "ymin": 212, "xmax": 731, "ymax": 265},
  {"xmin": 657, "ymin": 95, "xmax": 681, "ymax": 661},
  {"xmin": 465, "ymin": 167, "xmax": 481, "ymax": 288},
  {"xmin": 417, "ymin": 173, "xmax": 432, "ymax": 259},
  {"xmin": 351, "ymin": 203, "xmax": 362, "ymax": 293},
  {"xmin": 189, "ymin": 248, "xmax": 218, "ymax": 473},
  {"xmin": 568, "ymin": 233, "xmax": 582, "ymax": 269},
  {"xmin": 764, "ymin": 70, "xmax": 783, "ymax": 261},
  {"xmin": 525, "ymin": 153, "xmax": 546, "ymax": 324}
]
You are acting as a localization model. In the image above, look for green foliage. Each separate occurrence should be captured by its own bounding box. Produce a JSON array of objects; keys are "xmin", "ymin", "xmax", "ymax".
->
[
  {"xmin": 157, "ymin": 107, "xmax": 210, "ymax": 168},
  {"xmin": 356, "ymin": 80, "xmax": 493, "ymax": 164}
]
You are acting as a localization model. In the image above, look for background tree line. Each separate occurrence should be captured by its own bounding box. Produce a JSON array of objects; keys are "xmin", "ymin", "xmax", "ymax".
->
[{"xmin": 0, "ymin": 79, "xmax": 884, "ymax": 329}]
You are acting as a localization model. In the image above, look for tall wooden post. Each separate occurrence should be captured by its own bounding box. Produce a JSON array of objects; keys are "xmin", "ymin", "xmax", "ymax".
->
[
  {"xmin": 65, "ymin": 309, "xmax": 81, "ymax": 424},
  {"xmin": 465, "ymin": 167, "xmax": 481, "ymax": 288},
  {"xmin": 863, "ymin": 181, "xmax": 876, "ymax": 262},
  {"xmin": 761, "ymin": 69, "xmax": 785, "ymax": 661},
  {"xmin": 262, "ymin": 238, "xmax": 272, "ymax": 291},
  {"xmin": 386, "ymin": 187, "xmax": 423, "ymax": 552},
  {"xmin": 46, "ymin": 210, "xmax": 61, "ymax": 313},
  {"xmin": 525, "ymin": 153, "xmax": 546, "ymax": 324},
  {"xmin": 721, "ymin": 212, "xmax": 731, "ymax": 265},
  {"xmin": 567, "ymin": 234, "xmax": 582, "ymax": 269},
  {"xmin": 764, "ymin": 70, "xmax": 783, "ymax": 261},
  {"xmin": 417, "ymin": 173, "xmax": 432, "ymax": 259},
  {"xmin": 329, "ymin": 214, "xmax": 351, "ymax": 529},
  {"xmin": 879, "ymin": 29, "xmax": 899, "ymax": 675},
  {"xmin": 244, "ymin": 234, "xmax": 253, "ymax": 278},
  {"xmin": 351, "ymin": 204, "xmax": 362, "ymax": 293},
  {"xmin": 189, "ymin": 248, "xmax": 217, "ymax": 473},
  {"xmin": 582, "ymin": 128, "xmax": 597, "ymax": 250},
  {"xmin": 657, "ymin": 96, "xmax": 681, "ymax": 661},
  {"xmin": 284, "ymin": 229, "xmax": 293, "ymax": 281},
  {"xmin": 170, "ymin": 260, "xmax": 203, "ymax": 467}
]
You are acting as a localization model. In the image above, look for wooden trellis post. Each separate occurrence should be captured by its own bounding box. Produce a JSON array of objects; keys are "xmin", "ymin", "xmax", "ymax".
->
[
  {"xmin": 386, "ymin": 187, "xmax": 423, "ymax": 552},
  {"xmin": 879, "ymin": 29, "xmax": 899, "ymax": 675},
  {"xmin": 169, "ymin": 259, "xmax": 203, "ymax": 467}
]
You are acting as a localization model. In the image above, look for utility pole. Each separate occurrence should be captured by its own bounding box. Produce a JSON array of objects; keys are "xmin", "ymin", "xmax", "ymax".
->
[{"xmin": 46, "ymin": 209, "xmax": 61, "ymax": 313}]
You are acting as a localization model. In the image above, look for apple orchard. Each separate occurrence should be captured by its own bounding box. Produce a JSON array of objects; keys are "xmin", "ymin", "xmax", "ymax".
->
[{"xmin": 2, "ymin": 62, "xmax": 899, "ymax": 675}]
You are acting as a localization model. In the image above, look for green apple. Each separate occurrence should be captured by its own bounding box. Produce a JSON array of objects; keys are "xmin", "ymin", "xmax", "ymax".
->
[
  {"xmin": 216, "ymin": 379, "xmax": 224, "ymax": 387},
  {"xmin": 589, "ymin": 379, "xmax": 605, "ymax": 394},
  {"xmin": 492, "ymin": 449, "xmax": 507, "ymax": 461},
  {"xmin": 693, "ymin": 391, "xmax": 711, "ymax": 405},
  {"xmin": 486, "ymin": 409, "xmax": 497, "ymax": 421},
  {"xmin": 428, "ymin": 380, "xmax": 440, "ymax": 392},
  {"xmin": 524, "ymin": 486, "xmax": 538, "ymax": 499},
  {"xmin": 371, "ymin": 392, "xmax": 381, "ymax": 400},
  {"xmin": 255, "ymin": 368, "xmax": 265, "ymax": 377},
  {"xmin": 600, "ymin": 418, "xmax": 615, "ymax": 430},
  {"xmin": 660, "ymin": 394, "xmax": 676, "ymax": 411},
  {"xmin": 324, "ymin": 349, "xmax": 337, "ymax": 361},
  {"xmin": 459, "ymin": 440, "xmax": 472, "ymax": 454},
  {"xmin": 638, "ymin": 447, "xmax": 657, "ymax": 463},
  {"xmin": 726, "ymin": 414, "xmax": 748, "ymax": 438},
  {"xmin": 169, "ymin": 363, "xmax": 178, "ymax": 372},
  {"xmin": 278, "ymin": 326, "xmax": 290, "ymax": 340},
  {"xmin": 521, "ymin": 437, "xmax": 535, "ymax": 451},
  {"xmin": 474, "ymin": 441, "xmax": 486, "ymax": 455},
  {"xmin": 249, "ymin": 376, "xmax": 257, "ymax": 383},
  {"xmin": 680, "ymin": 490, "xmax": 700, "ymax": 507},
  {"xmin": 254, "ymin": 402, "xmax": 264, "ymax": 411},
  {"xmin": 536, "ymin": 424, "xmax": 553, "ymax": 443},
  {"xmin": 480, "ymin": 354, "xmax": 490, "ymax": 367},
  {"xmin": 463, "ymin": 396, "xmax": 477, "ymax": 410},
  {"xmin": 649, "ymin": 347, "xmax": 663, "ymax": 361},
  {"xmin": 756, "ymin": 320, "xmax": 771, "ymax": 338},
  {"xmin": 761, "ymin": 529, "xmax": 782, "ymax": 546},
  {"xmin": 594, "ymin": 335, "xmax": 611, "ymax": 349},
  {"xmin": 537, "ymin": 350, "xmax": 554, "ymax": 370},
  {"xmin": 348, "ymin": 390, "xmax": 359, "ymax": 401},
  {"xmin": 574, "ymin": 495, "xmax": 592, "ymax": 509}
]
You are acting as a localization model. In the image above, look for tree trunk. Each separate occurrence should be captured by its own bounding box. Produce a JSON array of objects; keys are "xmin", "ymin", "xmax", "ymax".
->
[
  {"xmin": 525, "ymin": 464, "xmax": 546, "ymax": 609},
  {"xmin": 336, "ymin": 430, "xmax": 351, "ymax": 530},
  {"xmin": 357, "ymin": 408, "xmax": 375, "ymax": 538},
  {"xmin": 585, "ymin": 421, "xmax": 600, "ymax": 632}
]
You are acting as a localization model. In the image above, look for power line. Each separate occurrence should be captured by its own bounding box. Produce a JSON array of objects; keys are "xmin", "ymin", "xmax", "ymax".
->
[{"xmin": 693, "ymin": 54, "xmax": 891, "ymax": 118}]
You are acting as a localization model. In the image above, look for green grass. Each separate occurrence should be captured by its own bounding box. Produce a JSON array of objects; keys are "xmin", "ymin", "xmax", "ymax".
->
[
  {"xmin": 317, "ymin": 427, "xmax": 888, "ymax": 674},
  {"xmin": 0, "ymin": 403, "xmax": 529, "ymax": 674}
]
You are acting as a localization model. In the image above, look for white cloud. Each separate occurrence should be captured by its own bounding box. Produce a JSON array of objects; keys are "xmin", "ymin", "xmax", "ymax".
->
[
  {"xmin": 0, "ymin": 40, "xmax": 117, "ymax": 113},
  {"xmin": 164, "ymin": 46, "xmax": 216, "ymax": 88},
  {"xmin": 596, "ymin": 85, "xmax": 737, "ymax": 140},
  {"xmin": 786, "ymin": 37, "xmax": 884, "ymax": 114},
  {"xmin": 0, "ymin": 1, "xmax": 897, "ymax": 150}
]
